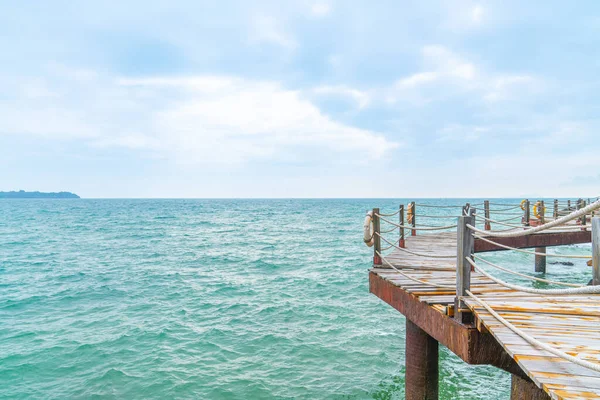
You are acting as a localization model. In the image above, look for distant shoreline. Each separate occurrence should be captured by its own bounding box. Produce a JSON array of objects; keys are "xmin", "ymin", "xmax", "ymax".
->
[{"xmin": 0, "ymin": 191, "xmax": 80, "ymax": 199}]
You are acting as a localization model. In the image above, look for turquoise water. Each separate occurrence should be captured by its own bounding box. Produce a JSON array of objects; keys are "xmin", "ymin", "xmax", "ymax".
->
[{"xmin": 0, "ymin": 199, "xmax": 592, "ymax": 399}]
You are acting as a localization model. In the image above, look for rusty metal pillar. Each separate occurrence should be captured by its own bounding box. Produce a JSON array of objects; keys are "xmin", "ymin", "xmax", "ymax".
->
[
  {"xmin": 510, "ymin": 375, "xmax": 550, "ymax": 400},
  {"xmin": 405, "ymin": 320, "xmax": 439, "ymax": 400},
  {"xmin": 534, "ymin": 251, "xmax": 546, "ymax": 273},
  {"xmin": 535, "ymin": 201, "xmax": 546, "ymax": 273}
]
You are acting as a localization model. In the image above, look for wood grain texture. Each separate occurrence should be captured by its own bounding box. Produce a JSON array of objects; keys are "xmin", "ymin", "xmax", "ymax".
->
[{"xmin": 371, "ymin": 227, "xmax": 597, "ymax": 399}]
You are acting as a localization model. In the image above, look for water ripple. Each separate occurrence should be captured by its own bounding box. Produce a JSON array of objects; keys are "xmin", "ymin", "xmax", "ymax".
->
[{"xmin": 0, "ymin": 199, "xmax": 563, "ymax": 398}]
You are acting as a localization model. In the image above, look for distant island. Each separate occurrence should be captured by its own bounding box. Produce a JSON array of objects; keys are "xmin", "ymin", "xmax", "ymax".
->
[{"xmin": 0, "ymin": 190, "xmax": 80, "ymax": 199}]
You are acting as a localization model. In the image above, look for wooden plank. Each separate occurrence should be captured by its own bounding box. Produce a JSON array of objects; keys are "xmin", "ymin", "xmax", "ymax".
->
[
  {"xmin": 466, "ymin": 301, "xmax": 600, "ymax": 317},
  {"xmin": 369, "ymin": 224, "xmax": 599, "ymax": 400},
  {"xmin": 369, "ymin": 271, "xmax": 526, "ymax": 377}
]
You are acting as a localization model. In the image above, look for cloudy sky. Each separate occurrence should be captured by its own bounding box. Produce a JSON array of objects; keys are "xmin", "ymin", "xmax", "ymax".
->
[{"xmin": 1, "ymin": 1, "xmax": 599, "ymax": 198}]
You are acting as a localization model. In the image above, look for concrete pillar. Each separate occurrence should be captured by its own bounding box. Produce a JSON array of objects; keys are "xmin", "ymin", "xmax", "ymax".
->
[
  {"xmin": 535, "ymin": 247, "xmax": 546, "ymax": 273},
  {"xmin": 405, "ymin": 320, "xmax": 438, "ymax": 400},
  {"xmin": 511, "ymin": 375, "xmax": 550, "ymax": 399}
]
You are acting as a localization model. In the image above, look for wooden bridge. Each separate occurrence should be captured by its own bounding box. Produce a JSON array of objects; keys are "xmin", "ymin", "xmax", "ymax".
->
[{"xmin": 366, "ymin": 199, "xmax": 600, "ymax": 400}]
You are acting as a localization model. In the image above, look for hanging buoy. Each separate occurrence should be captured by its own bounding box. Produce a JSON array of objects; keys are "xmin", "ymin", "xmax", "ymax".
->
[
  {"xmin": 407, "ymin": 203, "xmax": 414, "ymax": 225},
  {"xmin": 363, "ymin": 211, "xmax": 374, "ymax": 247},
  {"xmin": 520, "ymin": 199, "xmax": 527, "ymax": 211}
]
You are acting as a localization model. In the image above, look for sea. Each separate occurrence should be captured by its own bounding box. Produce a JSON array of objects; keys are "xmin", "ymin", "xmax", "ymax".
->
[{"xmin": 0, "ymin": 199, "xmax": 592, "ymax": 399}]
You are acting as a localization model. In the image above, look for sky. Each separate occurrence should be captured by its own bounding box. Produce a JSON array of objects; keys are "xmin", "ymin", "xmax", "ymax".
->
[{"xmin": 1, "ymin": 1, "xmax": 599, "ymax": 198}]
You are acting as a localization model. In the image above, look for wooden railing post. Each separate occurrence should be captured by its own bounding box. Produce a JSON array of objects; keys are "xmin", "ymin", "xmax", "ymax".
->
[
  {"xmin": 373, "ymin": 208, "xmax": 382, "ymax": 265},
  {"xmin": 593, "ymin": 217, "xmax": 600, "ymax": 285},
  {"xmin": 524, "ymin": 199, "xmax": 530, "ymax": 227},
  {"xmin": 462, "ymin": 203, "xmax": 471, "ymax": 222},
  {"xmin": 554, "ymin": 199, "xmax": 558, "ymax": 219},
  {"xmin": 399, "ymin": 204, "xmax": 405, "ymax": 248},
  {"xmin": 455, "ymin": 210, "xmax": 474, "ymax": 323},
  {"xmin": 484, "ymin": 200, "xmax": 491, "ymax": 230},
  {"xmin": 568, "ymin": 199, "xmax": 571, "ymax": 211},
  {"xmin": 582, "ymin": 200, "xmax": 587, "ymax": 226},
  {"xmin": 411, "ymin": 201, "xmax": 416, "ymax": 237}
]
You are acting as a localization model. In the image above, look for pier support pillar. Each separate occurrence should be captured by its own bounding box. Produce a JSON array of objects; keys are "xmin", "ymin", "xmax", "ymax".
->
[
  {"xmin": 510, "ymin": 375, "xmax": 550, "ymax": 400},
  {"xmin": 405, "ymin": 320, "xmax": 438, "ymax": 400},
  {"xmin": 534, "ymin": 247, "xmax": 546, "ymax": 273}
]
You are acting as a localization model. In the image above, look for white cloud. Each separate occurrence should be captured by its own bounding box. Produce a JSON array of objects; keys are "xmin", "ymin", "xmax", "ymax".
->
[
  {"xmin": 0, "ymin": 105, "xmax": 96, "ymax": 139},
  {"xmin": 445, "ymin": 151, "xmax": 600, "ymax": 197},
  {"xmin": 0, "ymin": 69, "xmax": 399, "ymax": 164},
  {"xmin": 421, "ymin": 45, "xmax": 477, "ymax": 80},
  {"xmin": 390, "ymin": 45, "xmax": 538, "ymax": 108},
  {"xmin": 21, "ymin": 80, "xmax": 58, "ymax": 99},
  {"xmin": 393, "ymin": 46, "xmax": 477, "ymax": 92},
  {"xmin": 310, "ymin": 3, "xmax": 331, "ymax": 17},
  {"xmin": 328, "ymin": 54, "xmax": 342, "ymax": 69},
  {"xmin": 471, "ymin": 5, "xmax": 484, "ymax": 24},
  {"xmin": 91, "ymin": 133, "xmax": 161, "ymax": 149},
  {"xmin": 436, "ymin": 124, "xmax": 489, "ymax": 142},
  {"xmin": 395, "ymin": 72, "xmax": 439, "ymax": 88},
  {"xmin": 483, "ymin": 75, "xmax": 536, "ymax": 102},
  {"xmin": 440, "ymin": 2, "xmax": 488, "ymax": 32},
  {"xmin": 118, "ymin": 76, "xmax": 235, "ymax": 92},
  {"xmin": 248, "ymin": 14, "xmax": 296, "ymax": 49},
  {"xmin": 137, "ymin": 77, "xmax": 396, "ymax": 163},
  {"xmin": 387, "ymin": 46, "xmax": 480, "ymax": 105},
  {"xmin": 312, "ymin": 85, "xmax": 371, "ymax": 108}
]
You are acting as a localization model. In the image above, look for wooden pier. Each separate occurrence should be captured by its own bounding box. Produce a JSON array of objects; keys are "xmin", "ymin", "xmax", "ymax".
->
[{"xmin": 366, "ymin": 199, "xmax": 600, "ymax": 399}]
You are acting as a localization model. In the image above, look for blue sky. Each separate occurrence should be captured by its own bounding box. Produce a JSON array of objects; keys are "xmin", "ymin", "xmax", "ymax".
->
[{"xmin": 1, "ymin": 1, "xmax": 599, "ymax": 198}]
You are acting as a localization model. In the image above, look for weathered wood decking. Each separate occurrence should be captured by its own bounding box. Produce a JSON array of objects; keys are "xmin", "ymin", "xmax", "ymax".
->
[{"xmin": 370, "ymin": 228, "xmax": 598, "ymax": 400}]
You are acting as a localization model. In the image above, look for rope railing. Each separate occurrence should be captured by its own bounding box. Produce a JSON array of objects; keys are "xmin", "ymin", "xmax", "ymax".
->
[
  {"xmin": 466, "ymin": 257, "xmax": 600, "ymax": 294},
  {"xmin": 487, "ymin": 209, "xmax": 523, "ymax": 215},
  {"xmin": 376, "ymin": 250, "xmax": 455, "ymax": 288},
  {"xmin": 474, "ymin": 215, "xmax": 584, "ymax": 232},
  {"xmin": 376, "ymin": 214, "xmax": 457, "ymax": 231},
  {"xmin": 473, "ymin": 235, "xmax": 591, "ymax": 259},
  {"xmin": 487, "ymin": 205, "xmax": 523, "ymax": 212},
  {"xmin": 473, "ymin": 220, "xmax": 520, "ymax": 233},
  {"xmin": 367, "ymin": 199, "xmax": 600, "ymax": 376},
  {"xmin": 487, "ymin": 202, "xmax": 522, "ymax": 207},
  {"xmin": 380, "ymin": 243, "xmax": 395, "ymax": 251},
  {"xmin": 466, "ymin": 199, "xmax": 600, "ymax": 238},
  {"xmin": 415, "ymin": 214, "xmax": 462, "ymax": 219},
  {"xmin": 466, "ymin": 290, "xmax": 600, "ymax": 373},
  {"xmin": 376, "ymin": 233, "xmax": 456, "ymax": 259},
  {"xmin": 474, "ymin": 215, "xmax": 523, "ymax": 229},
  {"xmin": 489, "ymin": 214, "xmax": 523, "ymax": 223},
  {"xmin": 415, "ymin": 203, "xmax": 477, "ymax": 209},
  {"xmin": 377, "ymin": 209, "xmax": 401, "ymax": 217},
  {"xmin": 472, "ymin": 255, "xmax": 584, "ymax": 287},
  {"xmin": 380, "ymin": 225, "xmax": 399, "ymax": 234}
]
